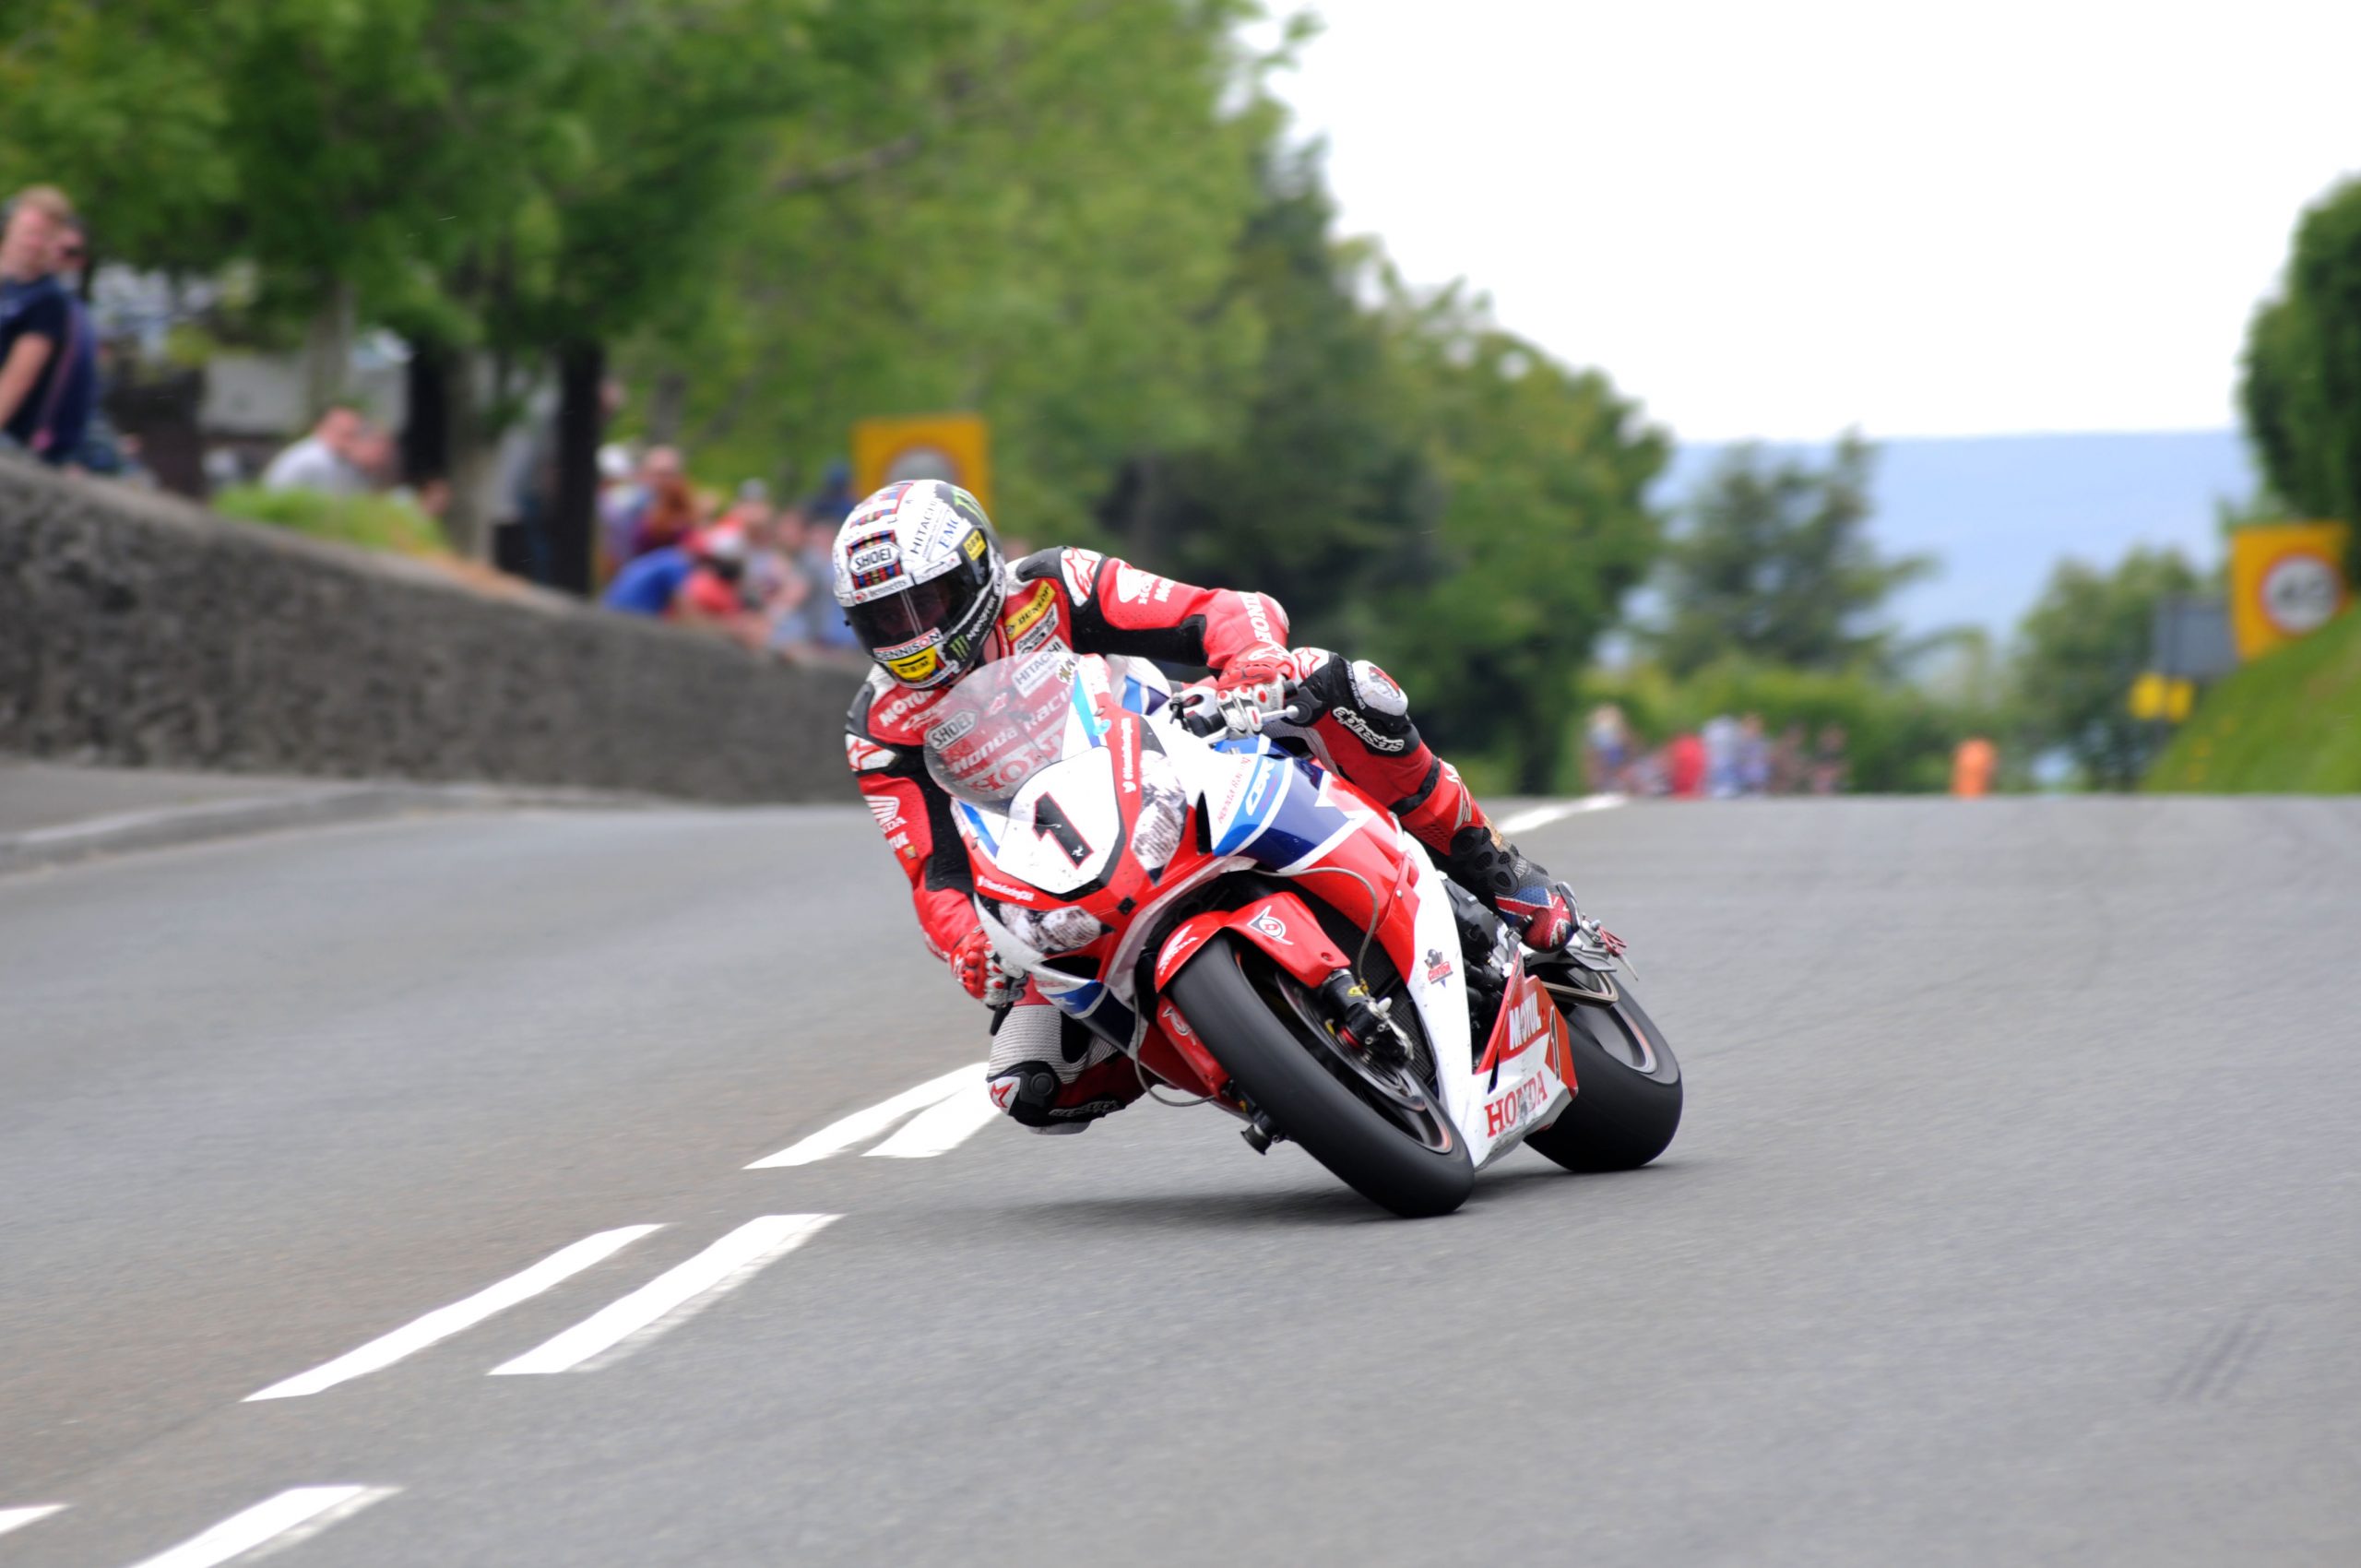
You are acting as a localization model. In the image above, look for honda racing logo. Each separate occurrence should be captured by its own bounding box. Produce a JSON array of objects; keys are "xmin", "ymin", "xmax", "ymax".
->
[{"xmin": 1484, "ymin": 1074, "xmax": 1552, "ymax": 1139}]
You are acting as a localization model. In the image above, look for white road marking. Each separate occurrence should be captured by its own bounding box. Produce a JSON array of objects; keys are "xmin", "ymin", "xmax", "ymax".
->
[
  {"xmin": 744, "ymin": 1063, "xmax": 982, "ymax": 1167},
  {"xmin": 0, "ymin": 1505, "xmax": 65, "ymax": 1538},
  {"xmin": 125, "ymin": 1486, "xmax": 396, "ymax": 1568},
  {"xmin": 1496, "ymin": 794, "xmax": 1627, "ymax": 836},
  {"xmin": 864, "ymin": 1076, "xmax": 999, "ymax": 1158},
  {"xmin": 244, "ymin": 1226, "xmax": 661, "ymax": 1400},
  {"xmin": 491, "ymin": 1214, "xmax": 838, "ymax": 1375}
]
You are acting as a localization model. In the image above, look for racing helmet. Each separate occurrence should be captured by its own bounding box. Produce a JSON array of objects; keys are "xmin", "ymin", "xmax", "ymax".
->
[{"xmin": 830, "ymin": 480, "xmax": 1005, "ymax": 689}]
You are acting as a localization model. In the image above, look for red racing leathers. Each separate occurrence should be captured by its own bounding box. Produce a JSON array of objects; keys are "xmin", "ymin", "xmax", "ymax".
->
[{"xmin": 846, "ymin": 547, "xmax": 1502, "ymax": 1127}]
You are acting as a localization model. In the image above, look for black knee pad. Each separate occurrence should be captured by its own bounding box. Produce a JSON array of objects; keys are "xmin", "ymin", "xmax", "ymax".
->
[{"xmin": 1299, "ymin": 656, "xmax": 1418, "ymax": 754}]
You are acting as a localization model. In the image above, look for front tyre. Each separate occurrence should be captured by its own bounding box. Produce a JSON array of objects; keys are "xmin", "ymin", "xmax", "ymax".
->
[
  {"xmin": 1167, "ymin": 935, "xmax": 1474, "ymax": 1218},
  {"xmin": 1523, "ymin": 965, "xmax": 1683, "ymax": 1173}
]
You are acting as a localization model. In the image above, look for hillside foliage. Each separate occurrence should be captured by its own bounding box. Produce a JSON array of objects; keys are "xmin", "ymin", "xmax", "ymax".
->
[{"xmin": 2241, "ymin": 176, "xmax": 2361, "ymax": 579}]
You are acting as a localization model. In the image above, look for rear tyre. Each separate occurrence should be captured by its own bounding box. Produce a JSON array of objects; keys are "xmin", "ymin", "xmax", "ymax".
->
[
  {"xmin": 1168, "ymin": 934, "xmax": 1474, "ymax": 1218},
  {"xmin": 1523, "ymin": 966, "xmax": 1683, "ymax": 1173}
]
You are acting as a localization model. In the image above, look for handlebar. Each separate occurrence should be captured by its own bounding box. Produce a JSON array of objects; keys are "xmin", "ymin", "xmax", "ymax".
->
[{"xmin": 1176, "ymin": 679, "xmax": 1305, "ymax": 739}]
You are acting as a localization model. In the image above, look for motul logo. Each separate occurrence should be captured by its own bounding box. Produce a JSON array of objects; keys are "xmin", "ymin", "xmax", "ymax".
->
[{"xmin": 1508, "ymin": 994, "xmax": 1540, "ymax": 1045}]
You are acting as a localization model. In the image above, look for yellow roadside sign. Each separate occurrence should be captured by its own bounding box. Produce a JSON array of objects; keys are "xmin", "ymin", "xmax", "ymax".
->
[
  {"xmin": 852, "ymin": 414, "xmax": 992, "ymax": 515},
  {"xmin": 2228, "ymin": 521, "xmax": 2350, "ymax": 660},
  {"xmin": 2128, "ymin": 672, "xmax": 2195, "ymax": 722}
]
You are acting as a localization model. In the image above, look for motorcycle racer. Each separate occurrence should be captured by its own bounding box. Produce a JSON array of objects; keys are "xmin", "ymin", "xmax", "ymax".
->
[{"xmin": 836, "ymin": 479, "xmax": 1604, "ymax": 1132}]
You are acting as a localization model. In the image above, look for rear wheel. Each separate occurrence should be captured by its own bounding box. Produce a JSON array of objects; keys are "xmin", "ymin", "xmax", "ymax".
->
[
  {"xmin": 1167, "ymin": 934, "xmax": 1474, "ymax": 1218},
  {"xmin": 1522, "ymin": 963, "xmax": 1683, "ymax": 1172}
]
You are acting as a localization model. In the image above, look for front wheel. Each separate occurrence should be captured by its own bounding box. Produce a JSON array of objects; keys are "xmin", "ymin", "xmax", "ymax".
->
[
  {"xmin": 1523, "ymin": 964, "xmax": 1683, "ymax": 1173},
  {"xmin": 1167, "ymin": 934, "xmax": 1474, "ymax": 1218}
]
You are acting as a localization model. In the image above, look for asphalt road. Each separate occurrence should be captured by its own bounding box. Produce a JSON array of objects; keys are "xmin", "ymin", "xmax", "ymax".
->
[{"xmin": 2, "ymin": 796, "xmax": 2356, "ymax": 1566}]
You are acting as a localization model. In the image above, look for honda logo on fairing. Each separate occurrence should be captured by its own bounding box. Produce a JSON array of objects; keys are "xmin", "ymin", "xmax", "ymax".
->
[{"xmin": 1484, "ymin": 1074, "xmax": 1552, "ymax": 1139}]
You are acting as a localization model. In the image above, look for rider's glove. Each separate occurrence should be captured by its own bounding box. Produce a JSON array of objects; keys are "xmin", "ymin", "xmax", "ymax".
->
[
  {"xmin": 951, "ymin": 925, "xmax": 1020, "ymax": 1008},
  {"xmin": 1216, "ymin": 643, "xmax": 1296, "ymax": 712}
]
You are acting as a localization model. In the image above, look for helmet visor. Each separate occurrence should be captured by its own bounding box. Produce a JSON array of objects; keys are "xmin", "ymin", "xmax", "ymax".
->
[{"xmin": 845, "ymin": 563, "xmax": 990, "ymax": 683}]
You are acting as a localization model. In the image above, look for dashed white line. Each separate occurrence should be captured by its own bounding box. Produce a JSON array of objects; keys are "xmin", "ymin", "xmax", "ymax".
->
[
  {"xmin": 863, "ymin": 1075, "xmax": 999, "ymax": 1158},
  {"xmin": 0, "ymin": 1504, "xmax": 65, "ymax": 1538},
  {"xmin": 245, "ymin": 1225, "xmax": 661, "ymax": 1400},
  {"xmin": 125, "ymin": 1486, "xmax": 396, "ymax": 1568},
  {"xmin": 491, "ymin": 1213, "xmax": 838, "ymax": 1375},
  {"xmin": 1496, "ymin": 794, "xmax": 1628, "ymax": 836},
  {"xmin": 745, "ymin": 1064, "xmax": 982, "ymax": 1167}
]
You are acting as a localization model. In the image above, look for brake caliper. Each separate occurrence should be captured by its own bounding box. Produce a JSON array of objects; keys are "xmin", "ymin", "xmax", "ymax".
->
[{"xmin": 1315, "ymin": 971, "xmax": 1408, "ymax": 1068}]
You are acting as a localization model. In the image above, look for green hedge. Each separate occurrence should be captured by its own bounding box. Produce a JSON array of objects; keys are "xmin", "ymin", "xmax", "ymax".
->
[{"xmin": 211, "ymin": 486, "xmax": 450, "ymax": 559}]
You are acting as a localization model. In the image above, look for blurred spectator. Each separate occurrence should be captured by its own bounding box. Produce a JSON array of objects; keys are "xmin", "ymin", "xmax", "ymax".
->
[
  {"xmin": 1584, "ymin": 704, "xmax": 1631, "ymax": 792},
  {"xmin": 738, "ymin": 495, "xmax": 818, "ymax": 649},
  {"xmin": 348, "ymin": 424, "xmax": 396, "ymax": 489},
  {"xmin": 1665, "ymin": 731, "xmax": 1707, "ymax": 798},
  {"xmin": 1702, "ymin": 714, "xmax": 1741, "ymax": 798},
  {"xmin": 799, "ymin": 463, "xmax": 860, "ymax": 649},
  {"xmin": 805, "ymin": 459, "xmax": 856, "ymax": 529},
  {"xmin": 1810, "ymin": 724, "xmax": 1851, "ymax": 795},
  {"xmin": 1951, "ymin": 735, "xmax": 1998, "ymax": 798},
  {"xmin": 0, "ymin": 184, "xmax": 97, "ymax": 466},
  {"xmin": 602, "ymin": 445, "xmax": 682, "ymax": 563},
  {"xmin": 1736, "ymin": 713, "xmax": 1771, "ymax": 796},
  {"xmin": 632, "ymin": 469, "xmax": 702, "ymax": 556},
  {"xmin": 730, "ymin": 477, "xmax": 771, "ymax": 517},
  {"xmin": 600, "ymin": 523, "xmax": 765, "ymax": 647},
  {"xmin": 593, "ymin": 443, "xmax": 636, "ymax": 578},
  {"xmin": 263, "ymin": 405, "xmax": 373, "ymax": 495},
  {"xmin": 1771, "ymin": 723, "xmax": 1810, "ymax": 794}
]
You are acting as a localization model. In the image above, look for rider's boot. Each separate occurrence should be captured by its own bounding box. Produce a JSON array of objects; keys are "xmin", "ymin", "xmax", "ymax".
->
[
  {"xmin": 1289, "ymin": 653, "xmax": 1608, "ymax": 956},
  {"xmin": 1406, "ymin": 790, "xmax": 1596, "ymax": 956}
]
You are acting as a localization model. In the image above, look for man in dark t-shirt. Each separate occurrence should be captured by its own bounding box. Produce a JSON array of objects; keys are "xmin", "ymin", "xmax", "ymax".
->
[{"xmin": 0, "ymin": 186, "xmax": 94, "ymax": 465}]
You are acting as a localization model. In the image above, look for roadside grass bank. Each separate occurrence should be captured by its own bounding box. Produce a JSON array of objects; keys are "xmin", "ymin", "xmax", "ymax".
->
[
  {"xmin": 211, "ymin": 485, "xmax": 454, "ymax": 559},
  {"xmin": 2148, "ymin": 607, "xmax": 2361, "ymax": 791}
]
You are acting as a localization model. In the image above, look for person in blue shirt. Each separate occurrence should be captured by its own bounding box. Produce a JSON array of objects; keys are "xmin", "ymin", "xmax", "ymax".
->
[
  {"xmin": 0, "ymin": 186, "xmax": 96, "ymax": 466},
  {"xmin": 599, "ymin": 524, "xmax": 763, "ymax": 647},
  {"xmin": 601, "ymin": 543, "xmax": 700, "ymax": 614}
]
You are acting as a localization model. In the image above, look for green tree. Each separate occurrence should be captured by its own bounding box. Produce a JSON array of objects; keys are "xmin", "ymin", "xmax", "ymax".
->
[
  {"xmin": 0, "ymin": 0, "xmax": 236, "ymax": 270},
  {"xmin": 1653, "ymin": 435, "xmax": 1932, "ymax": 678},
  {"xmin": 1097, "ymin": 146, "xmax": 1438, "ymax": 651},
  {"xmin": 2240, "ymin": 176, "xmax": 2361, "ymax": 580},
  {"xmin": 1377, "ymin": 288, "xmax": 1667, "ymax": 791},
  {"xmin": 2012, "ymin": 546, "xmax": 2201, "ymax": 790},
  {"xmin": 633, "ymin": 0, "xmax": 1279, "ymax": 539}
]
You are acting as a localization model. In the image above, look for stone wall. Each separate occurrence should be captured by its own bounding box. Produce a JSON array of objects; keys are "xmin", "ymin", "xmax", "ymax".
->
[{"xmin": 0, "ymin": 456, "xmax": 864, "ymax": 803}]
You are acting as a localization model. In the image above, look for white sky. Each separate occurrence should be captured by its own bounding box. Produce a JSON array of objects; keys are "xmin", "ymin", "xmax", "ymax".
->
[{"xmin": 1268, "ymin": 0, "xmax": 2361, "ymax": 442}]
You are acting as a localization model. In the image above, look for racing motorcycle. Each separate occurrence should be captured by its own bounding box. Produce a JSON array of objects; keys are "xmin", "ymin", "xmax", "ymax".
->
[{"xmin": 926, "ymin": 650, "xmax": 1682, "ymax": 1218}]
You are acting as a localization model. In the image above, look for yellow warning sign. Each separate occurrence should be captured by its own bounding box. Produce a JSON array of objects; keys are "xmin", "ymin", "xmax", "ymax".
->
[
  {"xmin": 2228, "ymin": 521, "xmax": 2350, "ymax": 660},
  {"xmin": 2129, "ymin": 672, "xmax": 2195, "ymax": 722},
  {"xmin": 852, "ymin": 414, "xmax": 992, "ymax": 516}
]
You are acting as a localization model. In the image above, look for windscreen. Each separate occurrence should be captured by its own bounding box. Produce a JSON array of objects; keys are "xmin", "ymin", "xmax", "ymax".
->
[{"xmin": 922, "ymin": 649, "xmax": 1086, "ymax": 806}]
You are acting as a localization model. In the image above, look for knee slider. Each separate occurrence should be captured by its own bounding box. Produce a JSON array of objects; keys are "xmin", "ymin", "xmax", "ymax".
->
[{"xmin": 986, "ymin": 1061, "xmax": 1065, "ymax": 1128}]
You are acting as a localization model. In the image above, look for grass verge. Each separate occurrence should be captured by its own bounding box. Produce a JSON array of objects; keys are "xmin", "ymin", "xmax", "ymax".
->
[
  {"xmin": 212, "ymin": 485, "xmax": 453, "ymax": 558},
  {"xmin": 2147, "ymin": 606, "xmax": 2361, "ymax": 791}
]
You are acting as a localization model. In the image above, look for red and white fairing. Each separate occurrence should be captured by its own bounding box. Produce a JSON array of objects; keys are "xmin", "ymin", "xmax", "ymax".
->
[{"xmin": 927, "ymin": 654, "xmax": 1578, "ymax": 1169}]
